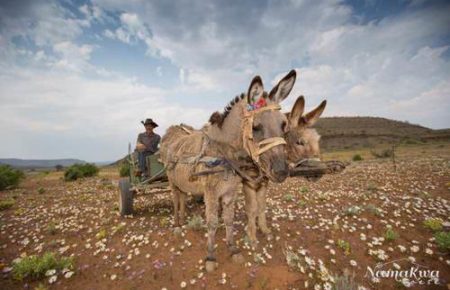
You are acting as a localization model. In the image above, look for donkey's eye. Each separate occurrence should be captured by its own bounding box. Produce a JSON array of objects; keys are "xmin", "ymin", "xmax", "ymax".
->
[
  {"xmin": 281, "ymin": 121, "xmax": 287, "ymax": 131},
  {"xmin": 297, "ymin": 139, "xmax": 305, "ymax": 146},
  {"xmin": 252, "ymin": 124, "xmax": 263, "ymax": 132}
]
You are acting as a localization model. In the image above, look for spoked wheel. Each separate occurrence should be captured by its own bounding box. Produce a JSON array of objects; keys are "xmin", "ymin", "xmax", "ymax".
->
[{"xmin": 118, "ymin": 177, "xmax": 133, "ymax": 216}]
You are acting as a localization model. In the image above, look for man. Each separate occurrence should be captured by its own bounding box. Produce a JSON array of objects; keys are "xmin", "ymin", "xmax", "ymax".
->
[{"xmin": 136, "ymin": 118, "xmax": 161, "ymax": 177}]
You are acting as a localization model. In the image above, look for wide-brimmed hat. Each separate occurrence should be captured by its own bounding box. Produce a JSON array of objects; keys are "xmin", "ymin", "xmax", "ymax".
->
[{"xmin": 141, "ymin": 118, "xmax": 158, "ymax": 127}]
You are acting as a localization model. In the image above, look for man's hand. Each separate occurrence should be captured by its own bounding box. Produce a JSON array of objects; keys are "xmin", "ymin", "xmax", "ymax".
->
[{"xmin": 136, "ymin": 142, "xmax": 146, "ymax": 152}]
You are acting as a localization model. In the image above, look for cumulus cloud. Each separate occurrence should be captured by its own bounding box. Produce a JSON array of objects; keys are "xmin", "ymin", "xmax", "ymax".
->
[
  {"xmin": 91, "ymin": 0, "xmax": 450, "ymax": 127},
  {"xmin": 0, "ymin": 0, "xmax": 449, "ymax": 160}
]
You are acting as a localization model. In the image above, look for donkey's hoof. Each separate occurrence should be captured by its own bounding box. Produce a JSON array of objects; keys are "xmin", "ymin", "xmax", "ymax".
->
[
  {"xmin": 205, "ymin": 261, "xmax": 217, "ymax": 273},
  {"xmin": 231, "ymin": 253, "xmax": 245, "ymax": 264},
  {"xmin": 173, "ymin": 227, "xmax": 182, "ymax": 236}
]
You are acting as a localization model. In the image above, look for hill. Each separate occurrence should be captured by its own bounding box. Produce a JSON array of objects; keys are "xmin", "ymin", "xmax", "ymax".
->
[
  {"xmin": 0, "ymin": 158, "xmax": 87, "ymax": 169},
  {"xmin": 314, "ymin": 117, "xmax": 450, "ymax": 150}
]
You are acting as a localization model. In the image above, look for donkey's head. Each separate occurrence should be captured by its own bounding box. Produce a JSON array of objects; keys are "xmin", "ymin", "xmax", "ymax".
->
[
  {"xmin": 243, "ymin": 70, "xmax": 297, "ymax": 182},
  {"xmin": 285, "ymin": 96, "xmax": 327, "ymax": 180},
  {"xmin": 208, "ymin": 70, "xmax": 297, "ymax": 183}
]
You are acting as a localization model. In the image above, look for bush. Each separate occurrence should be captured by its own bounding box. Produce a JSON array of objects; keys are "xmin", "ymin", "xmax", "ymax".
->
[
  {"xmin": 434, "ymin": 232, "xmax": 450, "ymax": 252},
  {"xmin": 371, "ymin": 149, "xmax": 393, "ymax": 158},
  {"xmin": 12, "ymin": 252, "xmax": 74, "ymax": 280},
  {"xmin": 187, "ymin": 215, "xmax": 205, "ymax": 231},
  {"xmin": 352, "ymin": 154, "xmax": 363, "ymax": 161},
  {"xmin": 119, "ymin": 162, "xmax": 130, "ymax": 177},
  {"xmin": 337, "ymin": 239, "xmax": 351, "ymax": 255},
  {"xmin": 0, "ymin": 165, "xmax": 25, "ymax": 190},
  {"xmin": 384, "ymin": 228, "xmax": 399, "ymax": 241},
  {"xmin": 0, "ymin": 198, "xmax": 15, "ymax": 210},
  {"xmin": 423, "ymin": 218, "xmax": 443, "ymax": 232},
  {"xmin": 64, "ymin": 163, "xmax": 99, "ymax": 181}
]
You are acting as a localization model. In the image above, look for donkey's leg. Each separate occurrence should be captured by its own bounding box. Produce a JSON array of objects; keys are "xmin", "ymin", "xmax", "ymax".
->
[
  {"xmin": 170, "ymin": 182, "xmax": 181, "ymax": 227},
  {"xmin": 243, "ymin": 181, "xmax": 258, "ymax": 248},
  {"xmin": 204, "ymin": 190, "xmax": 219, "ymax": 272},
  {"xmin": 222, "ymin": 191, "xmax": 245, "ymax": 264},
  {"xmin": 256, "ymin": 182, "xmax": 272, "ymax": 236},
  {"xmin": 179, "ymin": 192, "xmax": 187, "ymax": 225}
]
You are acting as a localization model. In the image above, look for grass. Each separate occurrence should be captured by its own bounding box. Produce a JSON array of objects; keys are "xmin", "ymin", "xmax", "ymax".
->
[
  {"xmin": 187, "ymin": 215, "xmax": 205, "ymax": 231},
  {"xmin": 423, "ymin": 217, "xmax": 443, "ymax": 232},
  {"xmin": 12, "ymin": 252, "xmax": 74, "ymax": 281},
  {"xmin": 0, "ymin": 199, "xmax": 15, "ymax": 210},
  {"xmin": 34, "ymin": 283, "xmax": 48, "ymax": 290},
  {"xmin": 95, "ymin": 228, "xmax": 107, "ymax": 240},
  {"xmin": 37, "ymin": 187, "xmax": 45, "ymax": 194},
  {"xmin": 434, "ymin": 232, "xmax": 450, "ymax": 252},
  {"xmin": 343, "ymin": 205, "xmax": 361, "ymax": 216},
  {"xmin": 283, "ymin": 193, "xmax": 295, "ymax": 202},
  {"xmin": 299, "ymin": 186, "xmax": 309, "ymax": 193},
  {"xmin": 337, "ymin": 240, "xmax": 351, "ymax": 256},
  {"xmin": 384, "ymin": 228, "xmax": 399, "ymax": 241}
]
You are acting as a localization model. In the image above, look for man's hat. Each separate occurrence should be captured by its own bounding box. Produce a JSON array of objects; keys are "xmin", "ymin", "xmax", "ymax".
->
[{"xmin": 141, "ymin": 118, "xmax": 158, "ymax": 127}]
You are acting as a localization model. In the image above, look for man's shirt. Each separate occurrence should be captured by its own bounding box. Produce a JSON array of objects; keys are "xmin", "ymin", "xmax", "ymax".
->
[{"xmin": 137, "ymin": 132, "xmax": 161, "ymax": 154}]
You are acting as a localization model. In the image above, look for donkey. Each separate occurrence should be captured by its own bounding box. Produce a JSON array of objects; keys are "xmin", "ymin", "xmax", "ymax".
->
[
  {"xmin": 243, "ymin": 95, "xmax": 327, "ymax": 247},
  {"xmin": 159, "ymin": 71, "xmax": 296, "ymax": 271}
]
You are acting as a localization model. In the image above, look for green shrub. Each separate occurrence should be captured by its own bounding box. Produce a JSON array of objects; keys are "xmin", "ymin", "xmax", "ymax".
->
[
  {"xmin": 0, "ymin": 165, "xmax": 25, "ymax": 190},
  {"xmin": 64, "ymin": 163, "xmax": 98, "ymax": 181},
  {"xmin": 337, "ymin": 239, "xmax": 351, "ymax": 255},
  {"xmin": 187, "ymin": 215, "xmax": 205, "ymax": 231},
  {"xmin": 12, "ymin": 252, "xmax": 74, "ymax": 280},
  {"xmin": 0, "ymin": 199, "xmax": 15, "ymax": 210},
  {"xmin": 384, "ymin": 228, "xmax": 399, "ymax": 241},
  {"xmin": 119, "ymin": 162, "xmax": 130, "ymax": 177},
  {"xmin": 371, "ymin": 149, "xmax": 393, "ymax": 159},
  {"xmin": 352, "ymin": 154, "xmax": 363, "ymax": 161},
  {"xmin": 434, "ymin": 232, "xmax": 450, "ymax": 252},
  {"xmin": 46, "ymin": 222, "xmax": 57, "ymax": 235},
  {"xmin": 423, "ymin": 218, "xmax": 443, "ymax": 232},
  {"xmin": 283, "ymin": 193, "xmax": 295, "ymax": 202},
  {"xmin": 343, "ymin": 205, "xmax": 361, "ymax": 216}
]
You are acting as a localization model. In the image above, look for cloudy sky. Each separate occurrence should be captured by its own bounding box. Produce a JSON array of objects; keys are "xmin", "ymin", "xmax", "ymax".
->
[{"xmin": 0, "ymin": 0, "xmax": 449, "ymax": 161}]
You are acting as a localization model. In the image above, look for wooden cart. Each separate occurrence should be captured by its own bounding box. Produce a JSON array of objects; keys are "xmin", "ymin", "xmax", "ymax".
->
[{"xmin": 118, "ymin": 148, "xmax": 168, "ymax": 216}]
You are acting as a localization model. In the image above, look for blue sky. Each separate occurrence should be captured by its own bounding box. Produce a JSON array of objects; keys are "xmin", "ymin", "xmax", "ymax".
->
[{"xmin": 0, "ymin": 0, "xmax": 449, "ymax": 161}]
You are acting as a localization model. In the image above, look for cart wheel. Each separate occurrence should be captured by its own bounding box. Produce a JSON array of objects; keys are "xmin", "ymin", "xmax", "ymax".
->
[{"xmin": 119, "ymin": 178, "xmax": 133, "ymax": 216}]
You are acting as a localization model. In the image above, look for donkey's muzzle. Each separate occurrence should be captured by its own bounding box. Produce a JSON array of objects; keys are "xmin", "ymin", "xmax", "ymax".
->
[{"xmin": 271, "ymin": 160, "xmax": 289, "ymax": 182}]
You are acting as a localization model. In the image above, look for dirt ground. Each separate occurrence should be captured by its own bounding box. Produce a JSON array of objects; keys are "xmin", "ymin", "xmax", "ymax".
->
[{"xmin": 1, "ymin": 143, "xmax": 449, "ymax": 290}]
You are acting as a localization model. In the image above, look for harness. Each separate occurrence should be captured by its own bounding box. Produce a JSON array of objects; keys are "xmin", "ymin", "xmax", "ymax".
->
[
  {"xmin": 167, "ymin": 103, "xmax": 287, "ymax": 183},
  {"xmin": 242, "ymin": 103, "xmax": 287, "ymax": 165}
]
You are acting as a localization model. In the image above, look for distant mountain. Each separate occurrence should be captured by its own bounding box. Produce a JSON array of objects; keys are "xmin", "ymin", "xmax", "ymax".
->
[
  {"xmin": 0, "ymin": 158, "xmax": 87, "ymax": 169},
  {"xmin": 314, "ymin": 117, "xmax": 450, "ymax": 150}
]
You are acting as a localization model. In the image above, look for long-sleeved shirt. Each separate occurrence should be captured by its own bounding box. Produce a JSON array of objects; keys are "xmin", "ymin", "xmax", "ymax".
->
[{"xmin": 136, "ymin": 132, "xmax": 161, "ymax": 154}]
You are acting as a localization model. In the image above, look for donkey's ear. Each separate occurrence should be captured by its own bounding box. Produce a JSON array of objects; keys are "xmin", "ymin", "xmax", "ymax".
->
[
  {"xmin": 247, "ymin": 75, "xmax": 264, "ymax": 104},
  {"xmin": 289, "ymin": 96, "xmax": 305, "ymax": 127},
  {"xmin": 300, "ymin": 100, "xmax": 327, "ymax": 127},
  {"xmin": 268, "ymin": 69, "xmax": 296, "ymax": 103}
]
